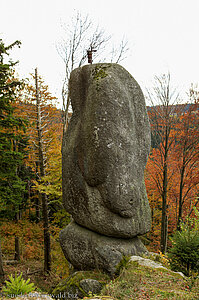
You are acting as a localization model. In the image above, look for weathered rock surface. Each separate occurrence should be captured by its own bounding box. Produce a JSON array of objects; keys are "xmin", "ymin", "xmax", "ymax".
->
[
  {"xmin": 61, "ymin": 63, "xmax": 151, "ymax": 274},
  {"xmin": 130, "ymin": 255, "xmax": 185, "ymax": 277},
  {"xmin": 51, "ymin": 270, "xmax": 109, "ymax": 299},
  {"xmin": 62, "ymin": 63, "xmax": 151, "ymax": 238},
  {"xmin": 60, "ymin": 221, "xmax": 148, "ymax": 275},
  {"xmin": 79, "ymin": 279, "xmax": 102, "ymax": 295}
]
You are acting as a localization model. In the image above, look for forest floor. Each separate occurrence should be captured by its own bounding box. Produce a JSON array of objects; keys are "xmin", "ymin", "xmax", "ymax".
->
[
  {"xmin": 99, "ymin": 260, "xmax": 199, "ymax": 299},
  {"xmin": 0, "ymin": 257, "xmax": 61, "ymax": 294},
  {"xmin": 0, "ymin": 256, "xmax": 199, "ymax": 300}
]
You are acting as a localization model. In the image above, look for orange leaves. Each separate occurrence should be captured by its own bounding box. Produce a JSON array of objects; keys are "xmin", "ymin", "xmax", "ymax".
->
[
  {"xmin": 145, "ymin": 102, "xmax": 199, "ymax": 251},
  {"xmin": 0, "ymin": 220, "xmax": 70, "ymax": 278},
  {"xmin": 11, "ymin": 74, "xmax": 63, "ymax": 214},
  {"xmin": 12, "ymin": 73, "xmax": 63, "ymax": 175},
  {"xmin": 1, "ymin": 220, "xmax": 50, "ymax": 257}
]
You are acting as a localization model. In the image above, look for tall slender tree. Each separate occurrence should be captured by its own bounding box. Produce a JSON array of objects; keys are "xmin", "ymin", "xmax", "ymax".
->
[
  {"xmin": 173, "ymin": 98, "xmax": 199, "ymax": 226},
  {"xmin": 19, "ymin": 70, "xmax": 58, "ymax": 272},
  {"xmin": 146, "ymin": 73, "xmax": 181, "ymax": 253},
  {"xmin": 35, "ymin": 68, "xmax": 51, "ymax": 273}
]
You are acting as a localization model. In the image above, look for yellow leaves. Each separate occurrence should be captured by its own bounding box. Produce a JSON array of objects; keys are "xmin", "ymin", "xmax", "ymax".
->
[{"xmin": 158, "ymin": 251, "xmax": 170, "ymax": 268}]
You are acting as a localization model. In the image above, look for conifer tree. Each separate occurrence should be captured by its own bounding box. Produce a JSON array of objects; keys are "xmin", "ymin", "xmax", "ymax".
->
[
  {"xmin": 0, "ymin": 39, "xmax": 29, "ymax": 217},
  {"xmin": 0, "ymin": 38, "xmax": 29, "ymax": 262}
]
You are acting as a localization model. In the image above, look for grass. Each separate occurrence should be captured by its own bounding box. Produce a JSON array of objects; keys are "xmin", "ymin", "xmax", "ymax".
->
[
  {"xmin": 1, "ymin": 256, "xmax": 199, "ymax": 299},
  {"xmin": 98, "ymin": 261, "xmax": 199, "ymax": 300}
]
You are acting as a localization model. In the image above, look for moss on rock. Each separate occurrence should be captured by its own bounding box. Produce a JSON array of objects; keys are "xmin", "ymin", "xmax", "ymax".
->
[
  {"xmin": 51, "ymin": 270, "xmax": 109, "ymax": 299},
  {"xmin": 91, "ymin": 64, "xmax": 110, "ymax": 91},
  {"xmin": 115, "ymin": 255, "xmax": 131, "ymax": 276}
]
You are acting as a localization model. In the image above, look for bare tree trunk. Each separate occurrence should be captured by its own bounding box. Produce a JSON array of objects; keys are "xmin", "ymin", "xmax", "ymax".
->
[
  {"xmin": 35, "ymin": 161, "xmax": 41, "ymax": 223},
  {"xmin": 14, "ymin": 237, "xmax": 20, "ymax": 261},
  {"xmin": 41, "ymin": 193, "xmax": 51, "ymax": 272},
  {"xmin": 35, "ymin": 195, "xmax": 40, "ymax": 223},
  {"xmin": 14, "ymin": 212, "xmax": 20, "ymax": 261},
  {"xmin": 35, "ymin": 68, "xmax": 51, "ymax": 273},
  {"xmin": 165, "ymin": 215, "xmax": 168, "ymax": 252},
  {"xmin": 161, "ymin": 164, "xmax": 168, "ymax": 253},
  {"xmin": 161, "ymin": 131, "xmax": 169, "ymax": 253},
  {"xmin": 13, "ymin": 141, "xmax": 21, "ymax": 262},
  {"xmin": 0, "ymin": 239, "xmax": 5, "ymax": 283},
  {"xmin": 177, "ymin": 164, "xmax": 185, "ymax": 229}
]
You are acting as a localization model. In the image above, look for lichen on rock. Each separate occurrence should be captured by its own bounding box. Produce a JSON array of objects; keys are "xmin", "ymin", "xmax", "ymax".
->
[{"xmin": 61, "ymin": 63, "xmax": 151, "ymax": 275}]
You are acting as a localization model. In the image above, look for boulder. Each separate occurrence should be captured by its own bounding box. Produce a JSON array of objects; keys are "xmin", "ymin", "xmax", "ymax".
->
[
  {"xmin": 60, "ymin": 221, "xmax": 148, "ymax": 275},
  {"xmin": 62, "ymin": 63, "xmax": 151, "ymax": 238},
  {"xmin": 51, "ymin": 270, "xmax": 109, "ymax": 299},
  {"xmin": 79, "ymin": 279, "xmax": 102, "ymax": 295},
  {"xmin": 130, "ymin": 255, "xmax": 185, "ymax": 277},
  {"xmin": 61, "ymin": 63, "xmax": 151, "ymax": 274}
]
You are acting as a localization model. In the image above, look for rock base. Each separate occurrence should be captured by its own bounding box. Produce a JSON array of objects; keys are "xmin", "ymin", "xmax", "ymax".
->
[{"xmin": 59, "ymin": 221, "xmax": 148, "ymax": 275}]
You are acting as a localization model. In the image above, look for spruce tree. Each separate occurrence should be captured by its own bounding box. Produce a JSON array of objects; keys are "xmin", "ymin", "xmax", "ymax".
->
[
  {"xmin": 0, "ymin": 39, "xmax": 32, "ymax": 264},
  {"xmin": 0, "ymin": 38, "xmax": 31, "ymax": 263},
  {"xmin": 0, "ymin": 39, "xmax": 30, "ymax": 219}
]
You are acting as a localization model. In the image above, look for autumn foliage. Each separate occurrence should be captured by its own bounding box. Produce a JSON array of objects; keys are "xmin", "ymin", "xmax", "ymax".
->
[
  {"xmin": 0, "ymin": 62, "xmax": 198, "ymax": 276},
  {"xmin": 8, "ymin": 94, "xmax": 199, "ymax": 255},
  {"xmin": 145, "ymin": 102, "xmax": 199, "ymax": 251}
]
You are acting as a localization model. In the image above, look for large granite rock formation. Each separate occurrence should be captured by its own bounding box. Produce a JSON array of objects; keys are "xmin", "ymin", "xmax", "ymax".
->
[
  {"xmin": 60, "ymin": 63, "xmax": 151, "ymax": 274},
  {"xmin": 60, "ymin": 221, "xmax": 148, "ymax": 275}
]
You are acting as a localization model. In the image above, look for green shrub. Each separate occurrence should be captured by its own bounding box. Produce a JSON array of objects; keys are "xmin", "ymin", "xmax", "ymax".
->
[
  {"xmin": 2, "ymin": 272, "xmax": 35, "ymax": 296},
  {"xmin": 168, "ymin": 208, "xmax": 199, "ymax": 276}
]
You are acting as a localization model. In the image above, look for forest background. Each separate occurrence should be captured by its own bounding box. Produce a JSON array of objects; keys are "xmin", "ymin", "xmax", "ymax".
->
[{"xmin": 0, "ymin": 28, "xmax": 198, "ymax": 293}]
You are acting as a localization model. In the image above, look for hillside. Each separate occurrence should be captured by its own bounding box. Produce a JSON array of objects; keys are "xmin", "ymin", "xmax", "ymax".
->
[{"xmin": 1, "ymin": 254, "xmax": 199, "ymax": 299}]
